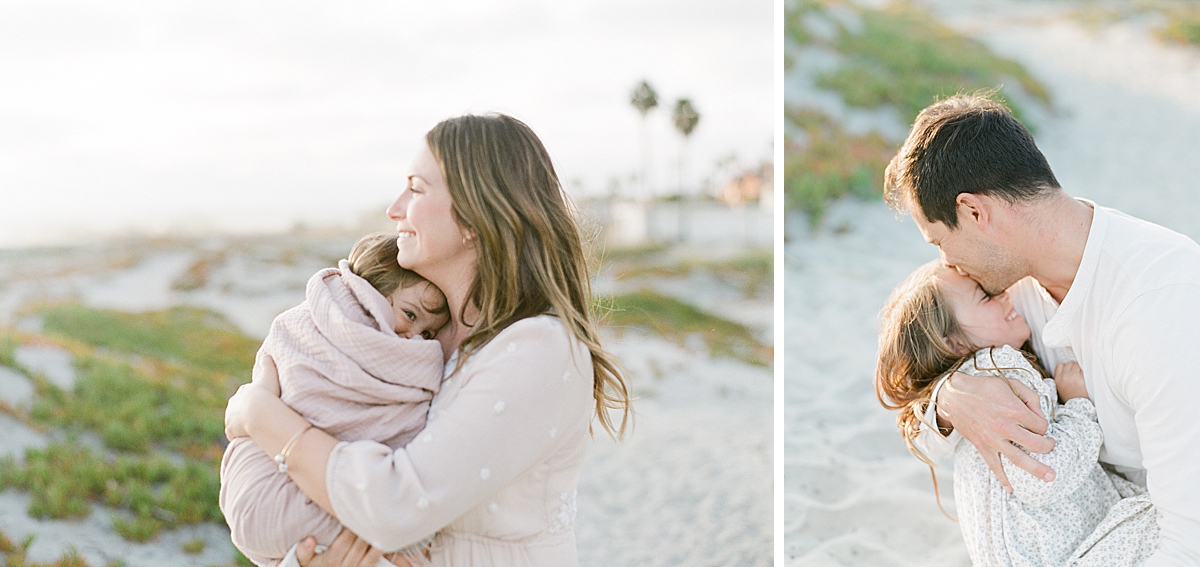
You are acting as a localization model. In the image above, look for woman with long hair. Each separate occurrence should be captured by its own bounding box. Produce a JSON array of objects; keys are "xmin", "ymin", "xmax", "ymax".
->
[{"xmin": 224, "ymin": 113, "xmax": 632, "ymax": 567}]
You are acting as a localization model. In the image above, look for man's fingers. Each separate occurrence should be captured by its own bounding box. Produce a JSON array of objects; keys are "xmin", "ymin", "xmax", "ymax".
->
[
  {"xmin": 1000, "ymin": 442, "xmax": 1056, "ymax": 482},
  {"xmin": 1009, "ymin": 424, "xmax": 1055, "ymax": 454},
  {"xmin": 978, "ymin": 449, "xmax": 1012, "ymax": 493},
  {"xmin": 1008, "ymin": 379, "xmax": 1048, "ymax": 433}
]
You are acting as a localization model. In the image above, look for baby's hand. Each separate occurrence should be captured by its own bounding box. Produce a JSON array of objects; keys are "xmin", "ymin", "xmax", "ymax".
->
[{"xmin": 1055, "ymin": 361, "xmax": 1089, "ymax": 403}]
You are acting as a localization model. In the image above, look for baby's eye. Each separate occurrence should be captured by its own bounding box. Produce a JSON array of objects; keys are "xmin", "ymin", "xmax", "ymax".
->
[
  {"xmin": 404, "ymin": 310, "xmax": 417, "ymax": 321},
  {"xmin": 421, "ymin": 330, "xmax": 436, "ymax": 340}
]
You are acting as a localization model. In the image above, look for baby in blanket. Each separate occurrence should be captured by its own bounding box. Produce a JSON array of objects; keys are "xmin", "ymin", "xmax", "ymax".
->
[{"xmin": 220, "ymin": 232, "xmax": 449, "ymax": 567}]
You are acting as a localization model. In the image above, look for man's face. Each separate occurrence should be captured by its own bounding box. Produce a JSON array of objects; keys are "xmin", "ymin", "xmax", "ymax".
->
[{"xmin": 909, "ymin": 199, "xmax": 1025, "ymax": 296}]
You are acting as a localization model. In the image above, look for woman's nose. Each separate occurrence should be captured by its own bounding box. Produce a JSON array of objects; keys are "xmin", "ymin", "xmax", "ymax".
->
[{"xmin": 387, "ymin": 191, "xmax": 410, "ymax": 220}]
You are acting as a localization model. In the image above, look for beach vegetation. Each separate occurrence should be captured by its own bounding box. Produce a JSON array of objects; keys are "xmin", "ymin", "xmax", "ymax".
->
[
  {"xmin": 604, "ymin": 290, "xmax": 770, "ymax": 366},
  {"xmin": 611, "ymin": 250, "xmax": 773, "ymax": 298},
  {"xmin": 182, "ymin": 538, "xmax": 206, "ymax": 554},
  {"xmin": 0, "ymin": 532, "xmax": 122, "ymax": 567},
  {"xmin": 1157, "ymin": 6, "xmax": 1200, "ymax": 45},
  {"xmin": 38, "ymin": 303, "xmax": 258, "ymax": 379},
  {"xmin": 786, "ymin": 107, "xmax": 894, "ymax": 225},
  {"xmin": 0, "ymin": 305, "xmax": 255, "ymax": 543},
  {"xmin": 171, "ymin": 250, "xmax": 227, "ymax": 291},
  {"xmin": 814, "ymin": 3, "xmax": 1049, "ymax": 125},
  {"xmin": 30, "ymin": 348, "xmax": 235, "ymax": 456},
  {"xmin": 0, "ymin": 441, "xmax": 223, "ymax": 543}
]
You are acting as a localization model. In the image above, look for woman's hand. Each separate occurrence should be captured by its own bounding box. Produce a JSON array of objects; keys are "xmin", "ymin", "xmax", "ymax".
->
[
  {"xmin": 294, "ymin": 530, "xmax": 414, "ymax": 567},
  {"xmin": 224, "ymin": 354, "xmax": 284, "ymax": 440},
  {"xmin": 1055, "ymin": 361, "xmax": 1089, "ymax": 402}
]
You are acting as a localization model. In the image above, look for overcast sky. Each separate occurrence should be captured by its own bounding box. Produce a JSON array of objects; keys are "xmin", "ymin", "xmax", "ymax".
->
[{"xmin": 0, "ymin": 0, "xmax": 773, "ymax": 249}]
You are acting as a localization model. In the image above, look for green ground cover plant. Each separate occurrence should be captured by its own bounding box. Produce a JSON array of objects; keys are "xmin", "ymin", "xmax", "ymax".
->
[
  {"xmin": 1072, "ymin": 1, "xmax": 1200, "ymax": 47},
  {"xmin": 0, "ymin": 442, "xmax": 221, "ymax": 543},
  {"xmin": 0, "ymin": 304, "xmax": 257, "ymax": 543},
  {"xmin": 605, "ymin": 290, "xmax": 770, "ymax": 366},
  {"xmin": 814, "ymin": 3, "xmax": 1049, "ymax": 125},
  {"xmin": 611, "ymin": 250, "xmax": 773, "ymax": 297},
  {"xmin": 38, "ymin": 304, "xmax": 259, "ymax": 379},
  {"xmin": 29, "ymin": 349, "xmax": 232, "ymax": 457},
  {"xmin": 785, "ymin": 2, "xmax": 1050, "ymax": 227},
  {"xmin": 0, "ymin": 530, "xmax": 130, "ymax": 567},
  {"xmin": 785, "ymin": 107, "xmax": 894, "ymax": 225},
  {"xmin": 1157, "ymin": 6, "xmax": 1200, "ymax": 45}
]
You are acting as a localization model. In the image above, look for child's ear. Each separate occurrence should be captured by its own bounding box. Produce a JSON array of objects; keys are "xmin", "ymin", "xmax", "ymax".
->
[{"xmin": 944, "ymin": 334, "xmax": 972, "ymax": 356}]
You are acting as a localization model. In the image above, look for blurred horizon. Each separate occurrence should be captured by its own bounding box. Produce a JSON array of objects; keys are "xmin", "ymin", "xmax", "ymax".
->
[{"xmin": 0, "ymin": 0, "xmax": 773, "ymax": 250}]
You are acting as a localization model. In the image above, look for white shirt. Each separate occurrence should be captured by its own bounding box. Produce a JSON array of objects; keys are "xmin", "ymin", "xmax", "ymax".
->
[{"xmin": 916, "ymin": 204, "xmax": 1200, "ymax": 566}]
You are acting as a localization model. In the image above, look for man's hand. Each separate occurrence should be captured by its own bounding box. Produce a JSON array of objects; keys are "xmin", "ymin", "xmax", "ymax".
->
[
  {"xmin": 1054, "ymin": 361, "xmax": 1089, "ymax": 402},
  {"xmin": 937, "ymin": 372, "xmax": 1057, "ymax": 491}
]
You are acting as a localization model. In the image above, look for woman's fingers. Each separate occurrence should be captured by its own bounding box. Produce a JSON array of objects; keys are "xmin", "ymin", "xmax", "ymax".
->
[
  {"xmin": 383, "ymin": 553, "xmax": 414, "ymax": 567},
  {"xmin": 296, "ymin": 536, "xmax": 323, "ymax": 567},
  {"xmin": 253, "ymin": 352, "xmax": 283, "ymax": 397},
  {"xmin": 356, "ymin": 546, "xmax": 386, "ymax": 567},
  {"xmin": 343, "ymin": 533, "xmax": 373, "ymax": 566},
  {"xmin": 224, "ymin": 383, "xmax": 256, "ymax": 440},
  {"xmin": 320, "ymin": 527, "xmax": 390, "ymax": 567}
]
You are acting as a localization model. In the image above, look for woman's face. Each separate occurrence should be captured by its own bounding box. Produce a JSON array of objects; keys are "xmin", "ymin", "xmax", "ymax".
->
[
  {"xmin": 387, "ymin": 144, "xmax": 475, "ymax": 281},
  {"xmin": 938, "ymin": 267, "xmax": 1031, "ymax": 353}
]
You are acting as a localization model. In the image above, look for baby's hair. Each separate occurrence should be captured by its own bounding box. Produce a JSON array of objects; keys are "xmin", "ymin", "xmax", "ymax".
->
[
  {"xmin": 347, "ymin": 232, "xmax": 448, "ymax": 316},
  {"xmin": 874, "ymin": 259, "xmax": 1046, "ymax": 520}
]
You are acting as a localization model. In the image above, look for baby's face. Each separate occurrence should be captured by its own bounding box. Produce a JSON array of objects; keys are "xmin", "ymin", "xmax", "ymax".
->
[
  {"xmin": 389, "ymin": 281, "xmax": 449, "ymax": 340},
  {"xmin": 938, "ymin": 266, "xmax": 1031, "ymax": 352}
]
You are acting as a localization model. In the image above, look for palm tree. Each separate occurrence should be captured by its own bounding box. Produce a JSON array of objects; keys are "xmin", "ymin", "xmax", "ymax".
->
[
  {"xmin": 630, "ymin": 80, "xmax": 658, "ymax": 202},
  {"xmin": 672, "ymin": 98, "xmax": 700, "ymax": 193},
  {"xmin": 672, "ymin": 98, "xmax": 700, "ymax": 242}
]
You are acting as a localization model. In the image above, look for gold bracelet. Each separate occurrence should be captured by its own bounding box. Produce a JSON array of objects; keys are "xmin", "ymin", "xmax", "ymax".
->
[{"xmin": 274, "ymin": 424, "xmax": 314, "ymax": 474}]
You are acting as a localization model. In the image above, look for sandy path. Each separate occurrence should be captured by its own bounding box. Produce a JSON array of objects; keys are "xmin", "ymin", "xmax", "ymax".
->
[{"xmin": 785, "ymin": 1, "xmax": 1200, "ymax": 564}]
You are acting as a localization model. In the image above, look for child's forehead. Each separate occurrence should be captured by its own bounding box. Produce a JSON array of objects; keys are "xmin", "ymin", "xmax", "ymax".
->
[{"xmin": 394, "ymin": 280, "xmax": 446, "ymax": 308}]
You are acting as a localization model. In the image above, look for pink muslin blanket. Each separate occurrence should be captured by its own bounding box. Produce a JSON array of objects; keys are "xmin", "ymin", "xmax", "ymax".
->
[{"xmin": 220, "ymin": 260, "xmax": 443, "ymax": 567}]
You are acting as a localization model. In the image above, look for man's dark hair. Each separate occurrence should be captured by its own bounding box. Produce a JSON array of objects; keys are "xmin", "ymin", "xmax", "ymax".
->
[{"xmin": 884, "ymin": 93, "xmax": 1060, "ymax": 228}]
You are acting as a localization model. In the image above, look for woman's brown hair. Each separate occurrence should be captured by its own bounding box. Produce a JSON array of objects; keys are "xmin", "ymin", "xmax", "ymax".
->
[{"xmin": 425, "ymin": 114, "xmax": 632, "ymax": 438}]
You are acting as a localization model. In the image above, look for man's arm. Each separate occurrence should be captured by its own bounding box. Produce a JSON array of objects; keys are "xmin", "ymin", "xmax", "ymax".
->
[
  {"xmin": 934, "ymin": 372, "xmax": 1056, "ymax": 491},
  {"xmin": 1112, "ymin": 287, "xmax": 1200, "ymax": 566}
]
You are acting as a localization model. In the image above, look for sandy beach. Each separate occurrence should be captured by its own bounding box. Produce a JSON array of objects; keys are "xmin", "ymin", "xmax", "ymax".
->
[
  {"xmin": 786, "ymin": 1, "xmax": 1200, "ymax": 565},
  {"xmin": 0, "ymin": 227, "xmax": 771, "ymax": 566}
]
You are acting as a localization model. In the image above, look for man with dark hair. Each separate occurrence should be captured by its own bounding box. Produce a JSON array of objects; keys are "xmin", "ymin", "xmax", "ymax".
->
[{"xmin": 892, "ymin": 93, "xmax": 1200, "ymax": 566}]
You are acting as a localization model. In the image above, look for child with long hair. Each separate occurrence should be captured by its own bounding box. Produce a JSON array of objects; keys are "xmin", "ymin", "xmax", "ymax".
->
[{"xmin": 875, "ymin": 260, "xmax": 1158, "ymax": 566}]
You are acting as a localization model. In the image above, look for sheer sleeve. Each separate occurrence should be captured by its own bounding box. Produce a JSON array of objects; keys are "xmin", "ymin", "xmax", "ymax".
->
[{"xmin": 323, "ymin": 316, "xmax": 594, "ymax": 551}]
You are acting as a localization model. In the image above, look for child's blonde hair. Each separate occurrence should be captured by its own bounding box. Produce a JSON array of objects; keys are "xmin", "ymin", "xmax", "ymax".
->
[{"xmin": 347, "ymin": 232, "xmax": 448, "ymax": 317}]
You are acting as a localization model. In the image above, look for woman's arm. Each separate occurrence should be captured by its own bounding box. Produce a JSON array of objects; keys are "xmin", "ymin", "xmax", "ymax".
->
[
  {"xmin": 226, "ymin": 354, "xmax": 340, "ymax": 516},
  {"xmin": 227, "ymin": 317, "xmax": 593, "ymax": 553},
  {"xmin": 327, "ymin": 317, "xmax": 592, "ymax": 551}
]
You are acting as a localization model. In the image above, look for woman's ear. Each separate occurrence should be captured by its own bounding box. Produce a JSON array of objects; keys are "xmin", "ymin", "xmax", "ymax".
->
[
  {"xmin": 460, "ymin": 227, "xmax": 477, "ymax": 248},
  {"xmin": 944, "ymin": 334, "xmax": 972, "ymax": 356}
]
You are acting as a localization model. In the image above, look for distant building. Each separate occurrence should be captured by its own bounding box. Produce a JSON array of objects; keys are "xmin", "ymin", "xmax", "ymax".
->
[{"xmin": 717, "ymin": 163, "xmax": 773, "ymax": 212}]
